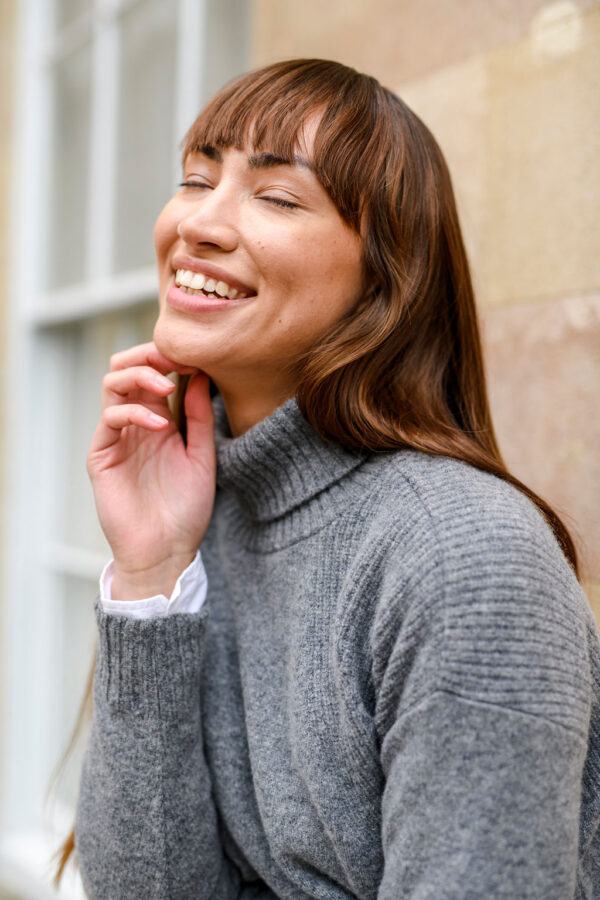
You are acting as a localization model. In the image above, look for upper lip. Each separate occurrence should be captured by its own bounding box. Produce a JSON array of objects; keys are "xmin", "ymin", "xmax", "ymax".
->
[{"xmin": 171, "ymin": 254, "xmax": 256, "ymax": 296}]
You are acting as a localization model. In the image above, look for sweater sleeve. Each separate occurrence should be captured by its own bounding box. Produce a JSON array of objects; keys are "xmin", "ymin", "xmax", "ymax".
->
[
  {"xmin": 373, "ymin": 495, "xmax": 594, "ymax": 900},
  {"xmin": 75, "ymin": 598, "xmax": 254, "ymax": 899},
  {"xmin": 378, "ymin": 691, "xmax": 587, "ymax": 899}
]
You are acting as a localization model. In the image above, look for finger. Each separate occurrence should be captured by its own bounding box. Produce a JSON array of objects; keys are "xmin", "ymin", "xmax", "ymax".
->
[
  {"xmin": 110, "ymin": 341, "xmax": 199, "ymax": 376},
  {"xmin": 90, "ymin": 404, "xmax": 170, "ymax": 453},
  {"xmin": 101, "ymin": 365, "xmax": 175, "ymax": 409},
  {"xmin": 183, "ymin": 373, "xmax": 215, "ymax": 463}
]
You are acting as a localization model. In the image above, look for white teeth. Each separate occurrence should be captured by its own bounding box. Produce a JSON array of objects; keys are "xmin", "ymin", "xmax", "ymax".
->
[
  {"xmin": 190, "ymin": 272, "xmax": 206, "ymax": 290},
  {"xmin": 174, "ymin": 267, "xmax": 250, "ymax": 300}
]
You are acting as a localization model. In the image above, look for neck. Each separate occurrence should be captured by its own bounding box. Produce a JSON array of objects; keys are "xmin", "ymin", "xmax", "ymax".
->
[{"xmin": 215, "ymin": 379, "xmax": 296, "ymax": 437}]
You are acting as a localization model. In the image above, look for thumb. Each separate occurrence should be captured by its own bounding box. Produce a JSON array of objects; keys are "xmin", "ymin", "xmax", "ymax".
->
[{"xmin": 184, "ymin": 373, "xmax": 215, "ymax": 463}]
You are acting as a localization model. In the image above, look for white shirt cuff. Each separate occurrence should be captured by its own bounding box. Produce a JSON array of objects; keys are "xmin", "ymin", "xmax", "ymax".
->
[{"xmin": 99, "ymin": 550, "xmax": 207, "ymax": 619}]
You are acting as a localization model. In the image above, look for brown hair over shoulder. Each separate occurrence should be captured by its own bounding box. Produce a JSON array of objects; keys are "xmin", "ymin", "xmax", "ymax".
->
[{"xmin": 180, "ymin": 58, "xmax": 579, "ymax": 575}]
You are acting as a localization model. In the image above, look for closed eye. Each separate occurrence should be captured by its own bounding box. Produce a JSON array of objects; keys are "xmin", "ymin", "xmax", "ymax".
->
[
  {"xmin": 261, "ymin": 197, "xmax": 298, "ymax": 210},
  {"xmin": 178, "ymin": 181, "xmax": 298, "ymax": 210},
  {"xmin": 178, "ymin": 181, "xmax": 210, "ymax": 189}
]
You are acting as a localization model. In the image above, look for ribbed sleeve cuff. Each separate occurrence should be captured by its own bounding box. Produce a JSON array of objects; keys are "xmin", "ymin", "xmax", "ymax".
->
[{"xmin": 93, "ymin": 596, "xmax": 207, "ymax": 718}]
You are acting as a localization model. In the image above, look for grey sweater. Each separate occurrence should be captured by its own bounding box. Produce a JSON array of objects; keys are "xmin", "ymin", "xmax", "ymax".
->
[{"xmin": 75, "ymin": 398, "xmax": 600, "ymax": 899}]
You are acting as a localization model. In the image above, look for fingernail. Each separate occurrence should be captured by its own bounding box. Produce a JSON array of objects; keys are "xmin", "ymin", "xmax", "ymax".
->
[
  {"xmin": 153, "ymin": 375, "xmax": 174, "ymax": 390},
  {"xmin": 148, "ymin": 412, "xmax": 168, "ymax": 424}
]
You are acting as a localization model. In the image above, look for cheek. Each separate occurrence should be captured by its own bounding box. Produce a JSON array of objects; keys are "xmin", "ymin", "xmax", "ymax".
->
[
  {"xmin": 308, "ymin": 238, "xmax": 364, "ymax": 309},
  {"xmin": 153, "ymin": 203, "xmax": 178, "ymax": 259},
  {"xmin": 264, "ymin": 232, "xmax": 340, "ymax": 292}
]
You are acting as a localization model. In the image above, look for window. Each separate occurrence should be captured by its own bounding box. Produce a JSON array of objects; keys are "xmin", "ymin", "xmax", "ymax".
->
[{"xmin": 1, "ymin": 1, "xmax": 247, "ymax": 895}]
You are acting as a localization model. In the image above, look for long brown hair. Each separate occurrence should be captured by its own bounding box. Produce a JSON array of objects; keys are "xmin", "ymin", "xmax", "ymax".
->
[
  {"xmin": 181, "ymin": 58, "xmax": 578, "ymax": 573},
  {"xmin": 54, "ymin": 57, "xmax": 579, "ymax": 885}
]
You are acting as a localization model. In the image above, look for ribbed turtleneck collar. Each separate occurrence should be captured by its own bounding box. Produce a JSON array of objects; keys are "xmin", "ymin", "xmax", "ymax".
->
[{"xmin": 214, "ymin": 395, "xmax": 366, "ymax": 523}]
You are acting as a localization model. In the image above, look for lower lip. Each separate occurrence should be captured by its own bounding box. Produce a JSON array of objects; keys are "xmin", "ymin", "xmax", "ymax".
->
[{"xmin": 167, "ymin": 281, "xmax": 254, "ymax": 314}]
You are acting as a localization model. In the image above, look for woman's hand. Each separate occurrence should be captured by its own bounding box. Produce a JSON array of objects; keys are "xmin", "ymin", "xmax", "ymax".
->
[{"xmin": 87, "ymin": 341, "xmax": 216, "ymax": 601}]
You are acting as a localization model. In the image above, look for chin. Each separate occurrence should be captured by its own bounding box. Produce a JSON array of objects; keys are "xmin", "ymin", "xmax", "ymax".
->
[{"xmin": 153, "ymin": 316, "xmax": 205, "ymax": 369}]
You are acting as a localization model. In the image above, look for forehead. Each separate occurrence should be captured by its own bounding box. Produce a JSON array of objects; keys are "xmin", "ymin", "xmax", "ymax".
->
[{"xmin": 184, "ymin": 108, "xmax": 321, "ymax": 164}]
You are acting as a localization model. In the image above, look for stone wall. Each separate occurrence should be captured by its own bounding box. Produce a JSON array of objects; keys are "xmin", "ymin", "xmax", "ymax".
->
[{"xmin": 251, "ymin": 0, "xmax": 600, "ymax": 618}]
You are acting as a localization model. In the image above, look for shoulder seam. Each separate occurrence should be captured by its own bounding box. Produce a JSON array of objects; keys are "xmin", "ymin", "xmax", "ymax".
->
[{"xmin": 396, "ymin": 687, "xmax": 589, "ymax": 741}]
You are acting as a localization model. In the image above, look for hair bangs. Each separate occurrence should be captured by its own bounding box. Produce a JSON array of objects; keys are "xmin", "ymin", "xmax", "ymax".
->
[{"xmin": 180, "ymin": 59, "xmax": 392, "ymax": 232}]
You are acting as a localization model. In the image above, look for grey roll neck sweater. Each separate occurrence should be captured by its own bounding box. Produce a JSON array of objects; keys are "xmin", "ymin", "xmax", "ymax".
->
[{"xmin": 76, "ymin": 397, "xmax": 600, "ymax": 899}]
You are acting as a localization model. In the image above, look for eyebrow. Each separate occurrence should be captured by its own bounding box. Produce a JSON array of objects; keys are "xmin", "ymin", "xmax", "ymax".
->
[
  {"xmin": 198, "ymin": 145, "xmax": 313, "ymax": 172},
  {"xmin": 248, "ymin": 152, "xmax": 314, "ymax": 172}
]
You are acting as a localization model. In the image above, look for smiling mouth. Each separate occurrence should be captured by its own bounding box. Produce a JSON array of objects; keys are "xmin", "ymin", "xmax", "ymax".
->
[{"xmin": 174, "ymin": 268, "xmax": 254, "ymax": 300}]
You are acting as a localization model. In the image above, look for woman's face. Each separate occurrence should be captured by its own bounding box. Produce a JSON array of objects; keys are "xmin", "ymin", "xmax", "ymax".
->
[{"xmin": 153, "ymin": 134, "xmax": 364, "ymax": 393}]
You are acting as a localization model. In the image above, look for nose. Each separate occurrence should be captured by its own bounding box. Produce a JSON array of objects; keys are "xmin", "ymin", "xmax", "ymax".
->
[{"xmin": 176, "ymin": 183, "xmax": 240, "ymax": 252}]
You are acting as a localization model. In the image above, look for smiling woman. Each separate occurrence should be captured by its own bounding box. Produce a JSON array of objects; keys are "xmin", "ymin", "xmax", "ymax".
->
[{"xmin": 56, "ymin": 59, "xmax": 600, "ymax": 898}]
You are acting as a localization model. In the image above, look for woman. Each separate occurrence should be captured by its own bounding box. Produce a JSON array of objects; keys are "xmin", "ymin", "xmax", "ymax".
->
[{"xmin": 64, "ymin": 59, "xmax": 600, "ymax": 897}]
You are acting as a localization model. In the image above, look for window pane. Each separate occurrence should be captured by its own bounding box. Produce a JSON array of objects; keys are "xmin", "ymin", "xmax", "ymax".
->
[
  {"xmin": 46, "ymin": 46, "xmax": 91, "ymax": 289},
  {"xmin": 54, "ymin": 302, "xmax": 159, "ymax": 554},
  {"xmin": 113, "ymin": 0, "xmax": 178, "ymax": 273},
  {"xmin": 54, "ymin": 0, "xmax": 92, "ymax": 30},
  {"xmin": 53, "ymin": 573, "xmax": 97, "ymax": 811}
]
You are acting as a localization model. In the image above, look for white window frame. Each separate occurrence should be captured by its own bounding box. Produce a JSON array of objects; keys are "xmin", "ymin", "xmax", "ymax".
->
[{"xmin": 0, "ymin": 1, "xmax": 248, "ymax": 895}]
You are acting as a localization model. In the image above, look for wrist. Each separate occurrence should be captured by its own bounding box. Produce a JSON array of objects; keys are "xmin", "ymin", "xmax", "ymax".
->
[{"xmin": 111, "ymin": 552, "xmax": 197, "ymax": 602}]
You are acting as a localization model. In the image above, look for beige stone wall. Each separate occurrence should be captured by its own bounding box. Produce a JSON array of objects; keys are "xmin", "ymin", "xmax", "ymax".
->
[{"xmin": 251, "ymin": 0, "xmax": 600, "ymax": 619}]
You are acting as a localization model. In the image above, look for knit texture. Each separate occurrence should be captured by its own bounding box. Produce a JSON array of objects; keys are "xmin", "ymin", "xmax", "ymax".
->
[{"xmin": 76, "ymin": 398, "xmax": 600, "ymax": 899}]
